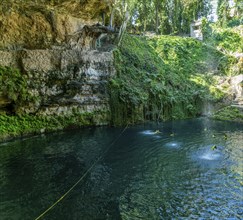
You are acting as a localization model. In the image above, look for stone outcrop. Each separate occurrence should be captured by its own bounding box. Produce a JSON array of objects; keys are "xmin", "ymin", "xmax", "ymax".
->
[
  {"xmin": 0, "ymin": 0, "xmax": 109, "ymax": 49},
  {"xmin": 0, "ymin": 21, "xmax": 116, "ymax": 126},
  {"xmin": 0, "ymin": 0, "xmax": 117, "ymax": 126},
  {"xmin": 231, "ymin": 74, "xmax": 243, "ymax": 106},
  {"xmin": 0, "ymin": 48, "xmax": 115, "ymax": 117}
]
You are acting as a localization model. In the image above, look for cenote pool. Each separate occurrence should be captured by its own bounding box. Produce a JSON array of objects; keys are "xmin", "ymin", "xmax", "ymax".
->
[{"xmin": 0, "ymin": 118, "xmax": 242, "ymax": 220}]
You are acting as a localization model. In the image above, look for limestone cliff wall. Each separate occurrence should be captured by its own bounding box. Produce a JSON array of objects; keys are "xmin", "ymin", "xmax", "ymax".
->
[
  {"xmin": 0, "ymin": 1, "xmax": 116, "ymax": 125},
  {"xmin": 0, "ymin": 0, "xmax": 109, "ymax": 49},
  {"xmin": 0, "ymin": 49, "xmax": 115, "ymax": 118}
]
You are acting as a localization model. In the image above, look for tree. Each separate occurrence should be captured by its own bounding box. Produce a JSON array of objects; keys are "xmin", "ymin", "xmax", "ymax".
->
[
  {"xmin": 105, "ymin": 0, "xmax": 118, "ymax": 28},
  {"xmin": 117, "ymin": 0, "xmax": 136, "ymax": 46},
  {"xmin": 134, "ymin": 0, "xmax": 153, "ymax": 33},
  {"xmin": 234, "ymin": 0, "xmax": 243, "ymax": 18},
  {"xmin": 218, "ymin": 0, "xmax": 230, "ymax": 26},
  {"xmin": 155, "ymin": 0, "xmax": 160, "ymax": 34},
  {"xmin": 104, "ymin": 0, "xmax": 212, "ymax": 41}
]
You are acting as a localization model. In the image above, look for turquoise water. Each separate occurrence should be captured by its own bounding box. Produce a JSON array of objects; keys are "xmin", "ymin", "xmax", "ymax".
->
[{"xmin": 0, "ymin": 118, "xmax": 242, "ymax": 219}]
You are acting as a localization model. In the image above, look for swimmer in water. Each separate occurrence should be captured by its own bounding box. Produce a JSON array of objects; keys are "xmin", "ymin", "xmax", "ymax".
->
[
  {"xmin": 211, "ymin": 145, "xmax": 217, "ymax": 150},
  {"xmin": 154, "ymin": 130, "xmax": 161, "ymax": 134},
  {"xmin": 224, "ymin": 133, "xmax": 228, "ymax": 140}
]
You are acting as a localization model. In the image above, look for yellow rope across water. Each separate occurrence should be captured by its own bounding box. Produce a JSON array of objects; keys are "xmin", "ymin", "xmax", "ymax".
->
[{"xmin": 35, "ymin": 124, "xmax": 128, "ymax": 220}]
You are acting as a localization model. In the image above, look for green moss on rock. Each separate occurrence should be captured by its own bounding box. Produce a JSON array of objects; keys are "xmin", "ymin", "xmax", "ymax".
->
[
  {"xmin": 0, "ymin": 66, "xmax": 28, "ymax": 104},
  {"xmin": 213, "ymin": 106, "xmax": 243, "ymax": 123},
  {"xmin": 0, "ymin": 110, "xmax": 110, "ymax": 142}
]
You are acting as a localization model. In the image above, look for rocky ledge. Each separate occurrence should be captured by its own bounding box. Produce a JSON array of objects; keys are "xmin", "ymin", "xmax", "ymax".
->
[{"xmin": 0, "ymin": 24, "xmax": 116, "ymax": 125}]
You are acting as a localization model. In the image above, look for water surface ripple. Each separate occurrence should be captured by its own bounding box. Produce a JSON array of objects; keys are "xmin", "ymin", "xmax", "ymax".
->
[{"xmin": 0, "ymin": 118, "xmax": 242, "ymax": 219}]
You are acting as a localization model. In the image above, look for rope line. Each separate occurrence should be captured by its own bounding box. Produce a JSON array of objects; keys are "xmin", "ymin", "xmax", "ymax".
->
[{"xmin": 35, "ymin": 124, "xmax": 128, "ymax": 220}]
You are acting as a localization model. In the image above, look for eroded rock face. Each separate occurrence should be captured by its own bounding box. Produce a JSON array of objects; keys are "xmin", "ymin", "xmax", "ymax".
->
[
  {"xmin": 231, "ymin": 74, "xmax": 243, "ymax": 105},
  {"xmin": 0, "ymin": 0, "xmax": 115, "ymax": 125},
  {"xmin": 0, "ymin": 1, "xmax": 117, "ymax": 128},
  {"xmin": 0, "ymin": 0, "xmax": 109, "ymax": 49},
  {"xmin": 0, "ymin": 51, "xmax": 18, "ymax": 67},
  {"xmin": 0, "ymin": 48, "xmax": 115, "ymax": 118},
  {"xmin": 0, "ymin": 20, "xmax": 116, "ymax": 128}
]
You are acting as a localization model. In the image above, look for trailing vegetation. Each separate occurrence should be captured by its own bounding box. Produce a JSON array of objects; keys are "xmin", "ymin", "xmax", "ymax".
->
[
  {"xmin": 0, "ymin": 66, "xmax": 41, "ymax": 114},
  {"xmin": 109, "ymin": 34, "xmax": 231, "ymax": 125},
  {"xmin": 0, "ymin": 66, "xmax": 28, "ymax": 104},
  {"xmin": 213, "ymin": 106, "xmax": 243, "ymax": 122}
]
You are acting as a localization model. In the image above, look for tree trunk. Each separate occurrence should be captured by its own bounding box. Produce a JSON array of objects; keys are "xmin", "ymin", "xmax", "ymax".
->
[
  {"xmin": 102, "ymin": 12, "xmax": 106, "ymax": 26},
  {"xmin": 155, "ymin": 2, "xmax": 159, "ymax": 34},
  {"xmin": 110, "ymin": 7, "xmax": 114, "ymax": 28},
  {"xmin": 143, "ymin": 18, "xmax": 147, "ymax": 33},
  {"xmin": 118, "ymin": 10, "xmax": 130, "ymax": 46}
]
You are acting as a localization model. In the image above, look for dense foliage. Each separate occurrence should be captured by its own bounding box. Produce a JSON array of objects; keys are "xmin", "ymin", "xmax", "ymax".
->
[
  {"xmin": 201, "ymin": 21, "xmax": 242, "ymax": 76},
  {"xmin": 133, "ymin": 0, "xmax": 210, "ymax": 34},
  {"xmin": 0, "ymin": 0, "xmax": 242, "ymax": 140},
  {"xmin": 217, "ymin": 0, "xmax": 243, "ymax": 27},
  {"xmin": 0, "ymin": 110, "xmax": 108, "ymax": 141},
  {"xmin": 107, "ymin": 0, "xmax": 210, "ymax": 35},
  {"xmin": 109, "ymin": 34, "xmax": 230, "ymax": 125},
  {"xmin": 202, "ymin": 22, "xmax": 243, "ymax": 53},
  {"xmin": 105, "ymin": 0, "xmax": 243, "ymax": 47},
  {"xmin": 213, "ymin": 106, "xmax": 243, "ymax": 122},
  {"xmin": 0, "ymin": 66, "xmax": 27, "ymax": 101}
]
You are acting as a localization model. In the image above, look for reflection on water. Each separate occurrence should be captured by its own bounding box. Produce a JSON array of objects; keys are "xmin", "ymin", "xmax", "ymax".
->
[
  {"xmin": 164, "ymin": 141, "xmax": 182, "ymax": 149},
  {"xmin": 140, "ymin": 130, "xmax": 157, "ymax": 135},
  {"xmin": 0, "ymin": 118, "xmax": 242, "ymax": 220},
  {"xmin": 200, "ymin": 151, "xmax": 221, "ymax": 160},
  {"xmin": 199, "ymin": 146, "xmax": 223, "ymax": 161}
]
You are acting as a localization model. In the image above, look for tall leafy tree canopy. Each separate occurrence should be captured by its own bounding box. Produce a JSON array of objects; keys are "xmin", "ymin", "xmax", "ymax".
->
[
  {"xmin": 108, "ymin": 0, "xmax": 211, "ymax": 35},
  {"xmin": 107, "ymin": 0, "xmax": 241, "ymax": 37}
]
